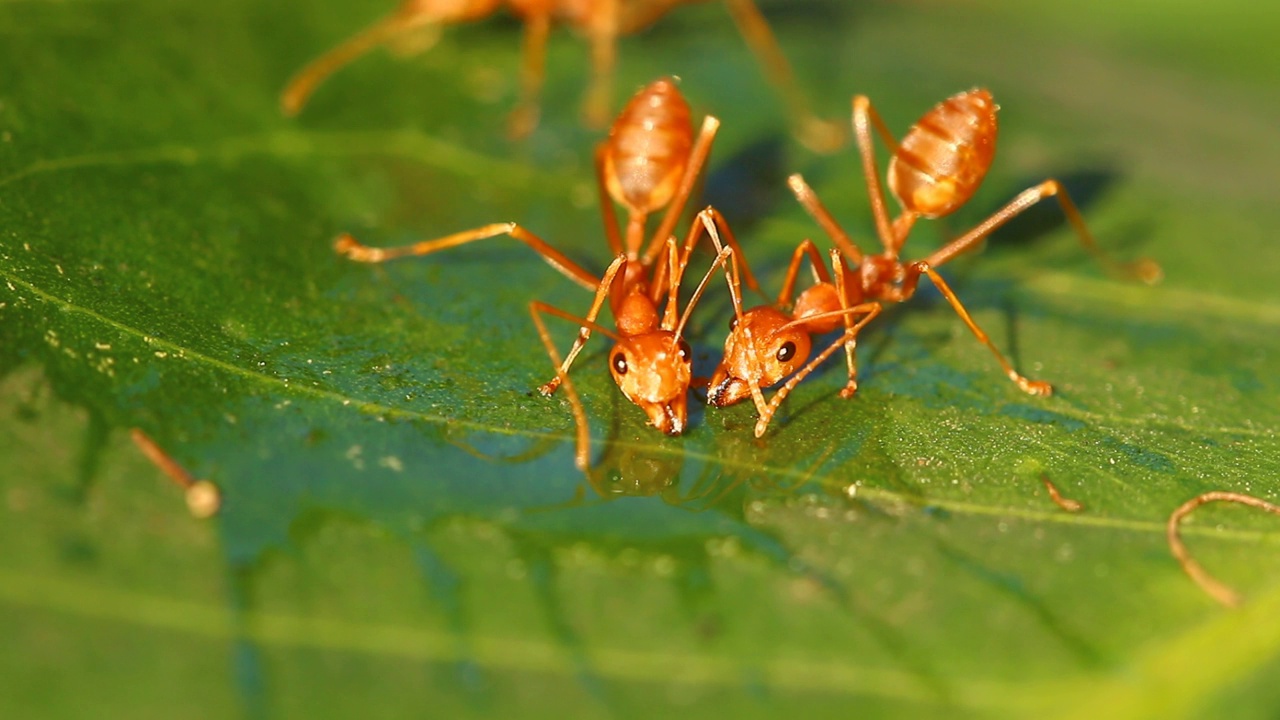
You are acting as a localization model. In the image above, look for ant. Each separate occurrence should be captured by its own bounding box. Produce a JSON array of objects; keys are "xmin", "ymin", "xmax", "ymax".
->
[
  {"xmin": 700, "ymin": 215, "xmax": 881, "ymax": 438},
  {"xmin": 708, "ymin": 88, "xmax": 1162, "ymax": 432},
  {"xmin": 335, "ymin": 78, "xmax": 757, "ymax": 468},
  {"xmin": 280, "ymin": 0, "xmax": 841, "ymax": 148}
]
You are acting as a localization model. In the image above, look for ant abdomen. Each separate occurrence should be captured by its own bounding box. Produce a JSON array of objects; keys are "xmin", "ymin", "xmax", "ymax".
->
[
  {"xmin": 601, "ymin": 78, "xmax": 694, "ymax": 215},
  {"xmin": 888, "ymin": 89, "xmax": 998, "ymax": 218}
]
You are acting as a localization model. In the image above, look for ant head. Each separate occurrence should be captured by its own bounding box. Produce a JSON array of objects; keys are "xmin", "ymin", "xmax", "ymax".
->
[
  {"xmin": 707, "ymin": 307, "xmax": 813, "ymax": 407},
  {"xmin": 608, "ymin": 331, "xmax": 694, "ymax": 435}
]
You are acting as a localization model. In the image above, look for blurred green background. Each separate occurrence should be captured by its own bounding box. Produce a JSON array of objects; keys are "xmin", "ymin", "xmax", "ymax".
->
[{"xmin": 2, "ymin": 1, "xmax": 1280, "ymax": 718}]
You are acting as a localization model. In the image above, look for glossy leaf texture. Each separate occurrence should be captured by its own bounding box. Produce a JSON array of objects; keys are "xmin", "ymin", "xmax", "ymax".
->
[{"xmin": 3, "ymin": 1, "xmax": 1280, "ymax": 718}]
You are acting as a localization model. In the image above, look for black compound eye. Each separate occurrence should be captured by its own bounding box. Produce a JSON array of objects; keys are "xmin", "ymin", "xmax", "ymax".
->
[
  {"xmin": 728, "ymin": 315, "xmax": 739, "ymax": 332},
  {"xmin": 612, "ymin": 352, "xmax": 628, "ymax": 375},
  {"xmin": 677, "ymin": 339, "xmax": 692, "ymax": 363},
  {"xmin": 775, "ymin": 341, "xmax": 797, "ymax": 363}
]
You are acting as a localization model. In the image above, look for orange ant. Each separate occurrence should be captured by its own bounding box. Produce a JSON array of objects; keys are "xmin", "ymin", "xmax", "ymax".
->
[
  {"xmin": 700, "ymin": 215, "xmax": 881, "ymax": 438},
  {"xmin": 280, "ymin": 0, "xmax": 841, "ymax": 148},
  {"xmin": 335, "ymin": 78, "xmax": 757, "ymax": 467},
  {"xmin": 706, "ymin": 88, "xmax": 1162, "ymax": 431}
]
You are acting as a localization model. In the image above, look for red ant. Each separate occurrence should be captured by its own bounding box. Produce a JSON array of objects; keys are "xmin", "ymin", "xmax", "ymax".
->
[
  {"xmin": 280, "ymin": 0, "xmax": 841, "ymax": 148},
  {"xmin": 700, "ymin": 216, "xmax": 880, "ymax": 438},
  {"xmin": 707, "ymin": 88, "xmax": 1162, "ymax": 433},
  {"xmin": 335, "ymin": 78, "xmax": 756, "ymax": 468}
]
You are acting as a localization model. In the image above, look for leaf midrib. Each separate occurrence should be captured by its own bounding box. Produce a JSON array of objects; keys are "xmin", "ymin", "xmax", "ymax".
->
[{"xmin": 4, "ymin": 261, "xmax": 1280, "ymax": 541}]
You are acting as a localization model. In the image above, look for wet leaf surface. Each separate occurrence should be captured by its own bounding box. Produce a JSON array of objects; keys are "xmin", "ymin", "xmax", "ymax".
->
[{"xmin": 3, "ymin": 1, "xmax": 1280, "ymax": 718}]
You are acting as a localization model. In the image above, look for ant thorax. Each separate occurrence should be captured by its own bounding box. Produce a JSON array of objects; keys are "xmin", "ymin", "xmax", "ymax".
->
[
  {"xmin": 612, "ymin": 289, "xmax": 660, "ymax": 337},
  {"xmin": 858, "ymin": 254, "xmax": 903, "ymax": 299}
]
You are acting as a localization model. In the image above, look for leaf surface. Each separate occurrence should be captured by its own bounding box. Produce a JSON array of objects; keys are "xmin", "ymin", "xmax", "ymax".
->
[{"xmin": 2, "ymin": 1, "xmax": 1279, "ymax": 718}]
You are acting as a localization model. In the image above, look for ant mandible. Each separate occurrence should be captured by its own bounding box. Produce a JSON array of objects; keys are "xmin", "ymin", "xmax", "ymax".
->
[
  {"xmin": 335, "ymin": 78, "xmax": 758, "ymax": 468},
  {"xmin": 700, "ymin": 216, "xmax": 880, "ymax": 438},
  {"xmin": 710, "ymin": 88, "xmax": 1162, "ymax": 416},
  {"xmin": 280, "ymin": 0, "xmax": 841, "ymax": 148}
]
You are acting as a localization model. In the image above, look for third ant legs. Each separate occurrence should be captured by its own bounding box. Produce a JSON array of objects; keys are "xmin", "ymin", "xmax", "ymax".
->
[{"xmin": 902, "ymin": 261, "xmax": 1052, "ymax": 396}]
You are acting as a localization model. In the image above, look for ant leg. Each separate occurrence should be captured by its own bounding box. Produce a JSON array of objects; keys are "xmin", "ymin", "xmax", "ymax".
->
[
  {"xmin": 775, "ymin": 239, "xmax": 831, "ymax": 307},
  {"xmin": 721, "ymin": 0, "xmax": 845, "ymax": 153},
  {"xmin": 656, "ymin": 207, "xmax": 760, "ymax": 344},
  {"xmin": 831, "ymin": 249, "xmax": 866, "ymax": 399},
  {"xmin": 581, "ymin": 13, "xmax": 619, "ymax": 129},
  {"xmin": 129, "ymin": 429, "xmax": 222, "ymax": 519},
  {"xmin": 754, "ymin": 302, "xmax": 880, "ymax": 438},
  {"xmin": 680, "ymin": 206, "xmax": 762, "ymax": 295},
  {"xmin": 643, "ymin": 116, "xmax": 722, "ymax": 266},
  {"xmin": 905, "ymin": 261, "xmax": 1052, "ymax": 396},
  {"xmin": 647, "ymin": 203, "xmax": 741, "ymax": 308},
  {"xmin": 281, "ymin": 4, "xmax": 436, "ymax": 116},
  {"xmin": 657, "ymin": 236, "xmax": 684, "ymax": 330},
  {"xmin": 538, "ymin": 256, "xmax": 628, "ymax": 396},
  {"xmin": 656, "ymin": 231, "xmax": 731, "ymax": 346},
  {"xmin": 335, "ymin": 222, "xmax": 599, "ymax": 292},
  {"xmin": 922, "ymin": 180, "xmax": 1162, "ymax": 284},
  {"xmin": 1040, "ymin": 473, "xmax": 1084, "ymax": 513},
  {"xmin": 712, "ymin": 235, "xmax": 774, "ymax": 422},
  {"xmin": 860, "ymin": 98, "xmax": 899, "ymax": 152},
  {"xmin": 787, "ymin": 174, "xmax": 866, "ymax": 265},
  {"xmin": 673, "ymin": 245, "xmax": 735, "ymax": 339},
  {"xmin": 851, "ymin": 96, "xmax": 909, "ymax": 257},
  {"xmin": 738, "ymin": 324, "xmax": 777, "ymax": 428},
  {"xmin": 529, "ymin": 301, "xmax": 594, "ymax": 471},
  {"xmin": 508, "ymin": 11, "xmax": 552, "ymax": 139},
  {"xmin": 655, "ymin": 204, "xmax": 752, "ymax": 304},
  {"xmin": 594, "ymin": 144, "xmax": 625, "ymax": 256},
  {"xmin": 1168, "ymin": 491, "xmax": 1280, "ymax": 608}
]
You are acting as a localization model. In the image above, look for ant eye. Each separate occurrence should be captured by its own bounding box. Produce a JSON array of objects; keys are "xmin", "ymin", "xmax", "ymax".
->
[
  {"xmin": 729, "ymin": 316, "xmax": 739, "ymax": 332},
  {"xmin": 677, "ymin": 339, "xmax": 692, "ymax": 363},
  {"xmin": 776, "ymin": 341, "xmax": 797, "ymax": 363},
  {"xmin": 612, "ymin": 352, "xmax": 628, "ymax": 376}
]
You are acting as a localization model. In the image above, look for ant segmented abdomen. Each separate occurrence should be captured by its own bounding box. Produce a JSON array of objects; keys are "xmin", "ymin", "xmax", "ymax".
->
[
  {"xmin": 889, "ymin": 89, "xmax": 998, "ymax": 218},
  {"xmin": 601, "ymin": 78, "xmax": 694, "ymax": 215}
]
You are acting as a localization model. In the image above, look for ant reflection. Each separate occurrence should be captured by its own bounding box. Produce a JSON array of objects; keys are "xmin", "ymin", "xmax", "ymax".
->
[{"xmin": 446, "ymin": 406, "xmax": 838, "ymax": 511}]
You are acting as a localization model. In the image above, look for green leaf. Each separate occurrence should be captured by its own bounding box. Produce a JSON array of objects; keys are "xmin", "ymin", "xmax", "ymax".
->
[{"xmin": 3, "ymin": 1, "xmax": 1279, "ymax": 718}]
